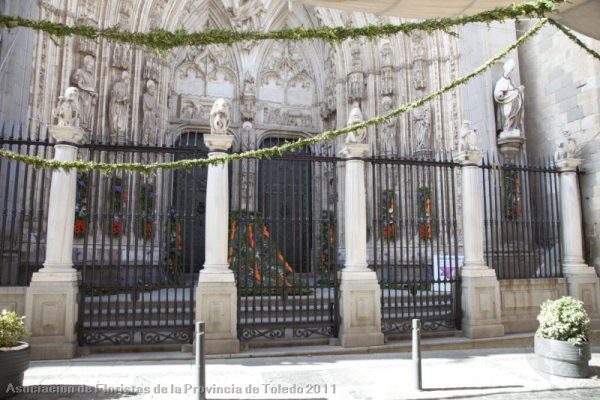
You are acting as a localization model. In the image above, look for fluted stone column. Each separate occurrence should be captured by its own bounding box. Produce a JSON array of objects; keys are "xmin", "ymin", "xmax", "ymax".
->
[
  {"xmin": 338, "ymin": 134, "xmax": 384, "ymax": 347},
  {"xmin": 25, "ymin": 124, "xmax": 87, "ymax": 360},
  {"xmin": 556, "ymin": 158, "xmax": 600, "ymax": 325},
  {"xmin": 455, "ymin": 149, "xmax": 504, "ymax": 338},
  {"xmin": 195, "ymin": 99, "xmax": 239, "ymax": 354}
]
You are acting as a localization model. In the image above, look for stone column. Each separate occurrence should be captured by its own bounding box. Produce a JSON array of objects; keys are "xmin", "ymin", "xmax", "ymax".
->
[
  {"xmin": 556, "ymin": 157, "xmax": 600, "ymax": 325},
  {"xmin": 338, "ymin": 105, "xmax": 384, "ymax": 347},
  {"xmin": 195, "ymin": 99, "xmax": 240, "ymax": 354},
  {"xmin": 25, "ymin": 124, "xmax": 87, "ymax": 360},
  {"xmin": 455, "ymin": 145, "xmax": 504, "ymax": 338}
]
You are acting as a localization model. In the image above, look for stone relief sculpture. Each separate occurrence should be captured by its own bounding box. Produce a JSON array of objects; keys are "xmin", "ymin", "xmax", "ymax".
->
[
  {"xmin": 345, "ymin": 104, "xmax": 366, "ymax": 144},
  {"xmin": 380, "ymin": 96, "xmax": 397, "ymax": 150},
  {"xmin": 413, "ymin": 68, "xmax": 426, "ymax": 91},
  {"xmin": 413, "ymin": 106, "xmax": 431, "ymax": 153},
  {"xmin": 142, "ymin": 80, "xmax": 158, "ymax": 141},
  {"xmin": 380, "ymin": 67, "xmax": 394, "ymax": 96},
  {"xmin": 458, "ymin": 120, "xmax": 479, "ymax": 152},
  {"xmin": 210, "ymin": 98, "xmax": 232, "ymax": 135},
  {"xmin": 108, "ymin": 70, "xmax": 131, "ymax": 139},
  {"xmin": 70, "ymin": 55, "xmax": 97, "ymax": 130},
  {"xmin": 555, "ymin": 131, "xmax": 578, "ymax": 160},
  {"xmin": 227, "ymin": 0, "xmax": 265, "ymax": 31},
  {"xmin": 494, "ymin": 59, "xmax": 524, "ymax": 138},
  {"xmin": 53, "ymin": 87, "xmax": 80, "ymax": 127}
]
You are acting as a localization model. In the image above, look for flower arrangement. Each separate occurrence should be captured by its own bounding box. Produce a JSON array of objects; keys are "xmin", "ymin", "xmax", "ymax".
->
[
  {"xmin": 74, "ymin": 172, "xmax": 89, "ymax": 238},
  {"xmin": 503, "ymin": 168, "xmax": 522, "ymax": 220},
  {"xmin": 381, "ymin": 190, "xmax": 396, "ymax": 241},
  {"xmin": 109, "ymin": 177, "xmax": 127, "ymax": 237},
  {"xmin": 536, "ymin": 296, "xmax": 591, "ymax": 344},
  {"xmin": 417, "ymin": 187, "xmax": 432, "ymax": 241},
  {"xmin": 165, "ymin": 209, "xmax": 183, "ymax": 282},
  {"xmin": 138, "ymin": 182, "xmax": 155, "ymax": 239},
  {"xmin": 320, "ymin": 210, "xmax": 336, "ymax": 274}
]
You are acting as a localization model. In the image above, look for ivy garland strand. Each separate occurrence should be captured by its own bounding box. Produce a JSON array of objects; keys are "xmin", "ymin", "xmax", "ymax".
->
[
  {"xmin": 548, "ymin": 19, "xmax": 600, "ymax": 62},
  {"xmin": 0, "ymin": 1, "xmax": 565, "ymax": 49},
  {"xmin": 0, "ymin": 19, "xmax": 548, "ymax": 175}
]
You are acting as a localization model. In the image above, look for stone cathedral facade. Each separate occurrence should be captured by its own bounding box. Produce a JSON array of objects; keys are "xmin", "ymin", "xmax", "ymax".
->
[{"xmin": 28, "ymin": 0, "xmax": 461, "ymax": 155}]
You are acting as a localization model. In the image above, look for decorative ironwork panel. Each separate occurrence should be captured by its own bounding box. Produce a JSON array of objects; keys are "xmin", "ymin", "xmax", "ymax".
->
[
  {"xmin": 76, "ymin": 131, "xmax": 207, "ymax": 345},
  {"xmin": 368, "ymin": 152, "xmax": 462, "ymax": 335},
  {"xmin": 480, "ymin": 155, "xmax": 562, "ymax": 279},
  {"xmin": 232, "ymin": 136, "xmax": 340, "ymax": 341}
]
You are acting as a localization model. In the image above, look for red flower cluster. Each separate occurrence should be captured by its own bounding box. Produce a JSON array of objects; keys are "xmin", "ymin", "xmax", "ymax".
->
[{"xmin": 74, "ymin": 218, "xmax": 87, "ymax": 237}]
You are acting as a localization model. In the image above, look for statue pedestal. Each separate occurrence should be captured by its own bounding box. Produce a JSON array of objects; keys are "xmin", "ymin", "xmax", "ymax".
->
[{"xmin": 497, "ymin": 135, "xmax": 525, "ymax": 163}]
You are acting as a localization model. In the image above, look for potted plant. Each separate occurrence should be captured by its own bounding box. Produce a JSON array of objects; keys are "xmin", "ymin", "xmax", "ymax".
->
[
  {"xmin": 534, "ymin": 296, "xmax": 591, "ymax": 378},
  {"xmin": 0, "ymin": 310, "xmax": 31, "ymax": 399}
]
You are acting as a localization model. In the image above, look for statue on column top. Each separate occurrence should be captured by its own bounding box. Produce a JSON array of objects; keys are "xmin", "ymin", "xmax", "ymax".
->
[
  {"xmin": 555, "ymin": 130, "xmax": 578, "ymax": 161},
  {"xmin": 53, "ymin": 87, "xmax": 80, "ymax": 127},
  {"xmin": 458, "ymin": 120, "xmax": 480, "ymax": 152},
  {"xmin": 210, "ymin": 98, "xmax": 232, "ymax": 135},
  {"xmin": 345, "ymin": 104, "xmax": 366, "ymax": 144},
  {"xmin": 493, "ymin": 59, "xmax": 525, "ymax": 138}
]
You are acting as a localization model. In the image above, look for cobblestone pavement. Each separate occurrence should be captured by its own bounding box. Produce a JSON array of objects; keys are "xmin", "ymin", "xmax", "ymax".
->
[{"xmin": 10, "ymin": 347, "xmax": 600, "ymax": 400}]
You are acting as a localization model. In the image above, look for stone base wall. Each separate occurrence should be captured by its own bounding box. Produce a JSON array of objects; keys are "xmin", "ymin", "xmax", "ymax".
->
[
  {"xmin": 500, "ymin": 278, "xmax": 568, "ymax": 334},
  {"xmin": 0, "ymin": 286, "xmax": 27, "ymax": 315}
]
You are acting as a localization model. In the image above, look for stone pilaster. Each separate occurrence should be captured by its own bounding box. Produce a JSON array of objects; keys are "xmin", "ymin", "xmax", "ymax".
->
[
  {"xmin": 25, "ymin": 125, "xmax": 87, "ymax": 360},
  {"xmin": 455, "ymin": 150, "xmax": 504, "ymax": 338},
  {"xmin": 338, "ymin": 143, "xmax": 384, "ymax": 347},
  {"xmin": 556, "ymin": 158, "xmax": 600, "ymax": 326},
  {"xmin": 196, "ymin": 134, "xmax": 240, "ymax": 354}
]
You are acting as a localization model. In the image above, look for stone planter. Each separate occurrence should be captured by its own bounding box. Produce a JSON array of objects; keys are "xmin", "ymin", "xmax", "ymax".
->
[
  {"xmin": 534, "ymin": 335, "xmax": 591, "ymax": 378},
  {"xmin": 0, "ymin": 342, "xmax": 30, "ymax": 399}
]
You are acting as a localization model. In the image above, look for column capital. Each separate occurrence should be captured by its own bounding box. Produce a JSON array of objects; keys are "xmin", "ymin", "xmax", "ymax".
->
[
  {"xmin": 556, "ymin": 158, "xmax": 583, "ymax": 172},
  {"xmin": 340, "ymin": 143, "xmax": 369, "ymax": 158},
  {"xmin": 453, "ymin": 150, "xmax": 484, "ymax": 165},
  {"xmin": 48, "ymin": 125, "xmax": 88, "ymax": 146},
  {"xmin": 204, "ymin": 134, "xmax": 234, "ymax": 152}
]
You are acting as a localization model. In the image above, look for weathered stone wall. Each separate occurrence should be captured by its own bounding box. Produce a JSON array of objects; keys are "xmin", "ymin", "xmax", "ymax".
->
[
  {"xmin": 0, "ymin": 0, "xmax": 37, "ymax": 126},
  {"xmin": 518, "ymin": 21, "xmax": 600, "ymax": 274}
]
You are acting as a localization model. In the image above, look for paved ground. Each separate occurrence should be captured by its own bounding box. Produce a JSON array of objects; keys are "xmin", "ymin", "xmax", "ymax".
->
[{"xmin": 9, "ymin": 347, "xmax": 600, "ymax": 400}]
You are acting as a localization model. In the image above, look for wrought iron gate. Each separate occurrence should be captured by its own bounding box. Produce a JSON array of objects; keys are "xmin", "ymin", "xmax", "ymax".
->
[
  {"xmin": 77, "ymin": 132, "xmax": 207, "ymax": 346},
  {"xmin": 231, "ymin": 137, "xmax": 340, "ymax": 340},
  {"xmin": 369, "ymin": 153, "xmax": 461, "ymax": 333}
]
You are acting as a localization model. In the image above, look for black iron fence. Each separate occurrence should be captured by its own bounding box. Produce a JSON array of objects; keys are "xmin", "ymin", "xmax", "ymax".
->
[
  {"xmin": 231, "ymin": 136, "xmax": 340, "ymax": 341},
  {"xmin": 0, "ymin": 123, "xmax": 53, "ymax": 286},
  {"xmin": 480, "ymin": 155, "xmax": 562, "ymax": 279},
  {"xmin": 368, "ymin": 152, "xmax": 461, "ymax": 334}
]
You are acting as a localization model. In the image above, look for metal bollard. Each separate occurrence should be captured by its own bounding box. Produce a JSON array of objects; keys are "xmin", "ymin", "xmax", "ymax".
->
[
  {"xmin": 412, "ymin": 318, "xmax": 422, "ymax": 391},
  {"xmin": 195, "ymin": 321, "xmax": 206, "ymax": 400}
]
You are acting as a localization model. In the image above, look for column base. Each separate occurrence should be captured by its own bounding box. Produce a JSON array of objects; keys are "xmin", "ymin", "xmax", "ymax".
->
[
  {"xmin": 338, "ymin": 270, "xmax": 384, "ymax": 348},
  {"xmin": 461, "ymin": 267, "xmax": 504, "ymax": 339},
  {"xmin": 25, "ymin": 276, "xmax": 79, "ymax": 360},
  {"xmin": 563, "ymin": 263, "xmax": 600, "ymax": 329},
  {"xmin": 196, "ymin": 278, "xmax": 239, "ymax": 355}
]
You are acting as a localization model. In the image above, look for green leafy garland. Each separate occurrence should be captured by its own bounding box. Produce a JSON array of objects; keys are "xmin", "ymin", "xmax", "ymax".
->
[
  {"xmin": 548, "ymin": 19, "xmax": 600, "ymax": 62},
  {"xmin": 0, "ymin": 1, "xmax": 565, "ymax": 49},
  {"xmin": 0, "ymin": 19, "xmax": 548, "ymax": 174}
]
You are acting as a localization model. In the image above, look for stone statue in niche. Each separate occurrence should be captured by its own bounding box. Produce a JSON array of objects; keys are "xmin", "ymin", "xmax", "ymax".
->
[
  {"xmin": 108, "ymin": 70, "xmax": 131, "ymax": 139},
  {"xmin": 345, "ymin": 104, "xmax": 366, "ymax": 144},
  {"xmin": 380, "ymin": 96, "xmax": 397, "ymax": 151},
  {"xmin": 210, "ymin": 98, "xmax": 231, "ymax": 135},
  {"xmin": 241, "ymin": 72, "xmax": 256, "ymax": 121},
  {"xmin": 413, "ymin": 106, "xmax": 431, "ymax": 153},
  {"xmin": 228, "ymin": 0, "xmax": 265, "ymax": 31},
  {"xmin": 494, "ymin": 59, "xmax": 524, "ymax": 138},
  {"xmin": 142, "ymin": 80, "xmax": 158, "ymax": 141},
  {"xmin": 348, "ymin": 72, "xmax": 363, "ymax": 102},
  {"xmin": 70, "ymin": 55, "xmax": 97, "ymax": 130},
  {"xmin": 118, "ymin": 0, "xmax": 133, "ymax": 29},
  {"xmin": 53, "ymin": 87, "xmax": 80, "ymax": 127},
  {"xmin": 458, "ymin": 120, "xmax": 479, "ymax": 152},
  {"xmin": 380, "ymin": 41, "xmax": 392, "ymax": 67},
  {"xmin": 112, "ymin": 43, "xmax": 131, "ymax": 70},
  {"xmin": 413, "ymin": 67, "xmax": 426, "ymax": 91},
  {"xmin": 380, "ymin": 66, "xmax": 394, "ymax": 96}
]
